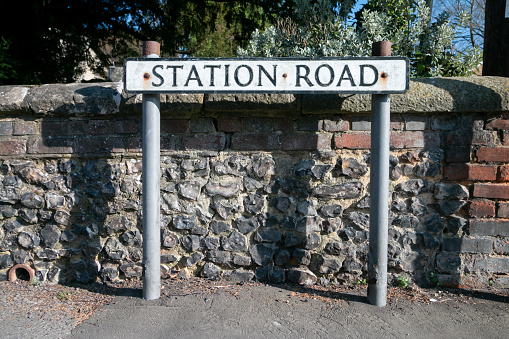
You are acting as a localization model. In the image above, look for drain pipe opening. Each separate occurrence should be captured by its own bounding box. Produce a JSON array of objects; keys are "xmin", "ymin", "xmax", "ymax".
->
[{"xmin": 8, "ymin": 264, "xmax": 35, "ymax": 283}]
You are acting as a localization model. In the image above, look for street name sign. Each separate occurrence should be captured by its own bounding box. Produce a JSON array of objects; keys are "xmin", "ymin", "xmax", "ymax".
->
[{"xmin": 124, "ymin": 57, "xmax": 409, "ymax": 94}]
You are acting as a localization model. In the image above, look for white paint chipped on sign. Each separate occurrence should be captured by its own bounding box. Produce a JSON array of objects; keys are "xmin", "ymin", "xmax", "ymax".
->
[{"xmin": 124, "ymin": 57, "xmax": 409, "ymax": 94}]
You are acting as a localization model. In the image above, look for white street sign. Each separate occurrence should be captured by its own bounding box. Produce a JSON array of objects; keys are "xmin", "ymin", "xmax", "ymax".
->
[{"xmin": 124, "ymin": 57, "xmax": 409, "ymax": 94}]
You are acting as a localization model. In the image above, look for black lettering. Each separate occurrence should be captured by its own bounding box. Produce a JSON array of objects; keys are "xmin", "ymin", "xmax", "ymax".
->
[
  {"xmin": 337, "ymin": 65, "xmax": 356, "ymax": 87},
  {"xmin": 225, "ymin": 65, "xmax": 230, "ymax": 86},
  {"xmin": 258, "ymin": 65, "xmax": 277, "ymax": 86},
  {"xmin": 204, "ymin": 65, "xmax": 221, "ymax": 86},
  {"xmin": 184, "ymin": 65, "xmax": 203, "ymax": 87},
  {"xmin": 166, "ymin": 65, "xmax": 183, "ymax": 87},
  {"xmin": 234, "ymin": 65, "xmax": 253, "ymax": 87},
  {"xmin": 315, "ymin": 64, "xmax": 334, "ymax": 87},
  {"xmin": 152, "ymin": 65, "xmax": 164, "ymax": 87},
  {"xmin": 296, "ymin": 65, "xmax": 313, "ymax": 87},
  {"xmin": 359, "ymin": 64, "xmax": 378, "ymax": 86}
]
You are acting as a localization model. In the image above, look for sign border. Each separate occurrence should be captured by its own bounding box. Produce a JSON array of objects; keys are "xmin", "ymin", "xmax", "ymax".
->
[{"xmin": 124, "ymin": 56, "xmax": 410, "ymax": 95}]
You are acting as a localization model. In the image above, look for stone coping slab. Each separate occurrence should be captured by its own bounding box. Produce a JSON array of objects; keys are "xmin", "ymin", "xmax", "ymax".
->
[{"xmin": 1, "ymin": 76, "xmax": 508, "ymax": 116}]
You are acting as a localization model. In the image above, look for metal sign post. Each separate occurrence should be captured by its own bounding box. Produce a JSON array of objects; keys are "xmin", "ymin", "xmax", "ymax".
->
[
  {"xmin": 367, "ymin": 41, "xmax": 391, "ymax": 307},
  {"xmin": 125, "ymin": 42, "xmax": 408, "ymax": 305},
  {"xmin": 141, "ymin": 41, "xmax": 161, "ymax": 300}
]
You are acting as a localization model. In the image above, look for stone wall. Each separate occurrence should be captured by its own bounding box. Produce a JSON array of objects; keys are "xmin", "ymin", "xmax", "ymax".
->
[{"xmin": 0, "ymin": 76, "xmax": 508, "ymax": 289}]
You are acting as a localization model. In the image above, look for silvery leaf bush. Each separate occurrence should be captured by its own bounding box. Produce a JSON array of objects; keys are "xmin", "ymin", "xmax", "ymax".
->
[{"xmin": 238, "ymin": 0, "xmax": 481, "ymax": 77}]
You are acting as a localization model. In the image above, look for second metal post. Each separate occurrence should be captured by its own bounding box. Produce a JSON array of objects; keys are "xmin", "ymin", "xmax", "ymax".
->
[{"xmin": 142, "ymin": 41, "xmax": 161, "ymax": 300}]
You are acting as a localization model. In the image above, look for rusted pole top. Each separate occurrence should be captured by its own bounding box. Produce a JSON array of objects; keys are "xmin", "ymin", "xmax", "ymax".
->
[
  {"xmin": 372, "ymin": 41, "xmax": 391, "ymax": 57},
  {"xmin": 143, "ymin": 41, "xmax": 161, "ymax": 57}
]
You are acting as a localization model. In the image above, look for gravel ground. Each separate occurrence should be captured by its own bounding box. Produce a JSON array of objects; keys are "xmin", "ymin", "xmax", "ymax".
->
[{"xmin": 0, "ymin": 277, "xmax": 507, "ymax": 339}]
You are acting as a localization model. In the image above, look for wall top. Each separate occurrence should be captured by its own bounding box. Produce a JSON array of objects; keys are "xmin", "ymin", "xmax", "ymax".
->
[{"xmin": 0, "ymin": 76, "xmax": 508, "ymax": 117}]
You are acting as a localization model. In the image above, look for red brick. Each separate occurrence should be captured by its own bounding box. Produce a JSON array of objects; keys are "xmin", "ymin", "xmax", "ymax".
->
[
  {"xmin": 443, "ymin": 164, "xmax": 497, "ymax": 181},
  {"xmin": 469, "ymin": 200, "xmax": 496, "ymax": 218},
  {"xmin": 281, "ymin": 133, "xmax": 331, "ymax": 151},
  {"xmin": 217, "ymin": 118, "xmax": 242, "ymax": 132},
  {"xmin": 486, "ymin": 118, "xmax": 509, "ymax": 130},
  {"xmin": 183, "ymin": 134, "xmax": 225, "ymax": 151},
  {"xmin": 498, "ymin": 165, "xmax": 509, "ymax": 182},
  {"xmin": 41, "ymin": 121, "xmax": 69, "ymax": 136},
  {"xmin": 334, "ymin": 133, "xmax": 371, "ymax": 149},
  {"xmin": 390, "ymin": 131, "xmax": 440, "ymax": 149},
  {"xmin": 125, "ymin": 136, "xmax": 142, "ymax": 152},
  {"xmin": 497, "ymin": 202, "xmax": 509, "ymax": 218},
  {"xmin": 477, "ymin": 147, "xmax": 509, "ymax": 162},
  {"xmin": 473, "ymin": 184, "xmax": 509, "ymax": 199},
  {"xmin": 161, "ymin": 119, "xmax": 189, "ymax": 134},
  {"xmin": 27, "ymin": 137, "xmax": 73, "ymax": 154},
  {"xmin": 68, "ymin": 120, "xmax": 88, "ymax": 135},
  {"xmin": 0, "ymin": 139, "xmax": 26, "ymax": 155},
  {"xmin": 13, "ymin": 121, "xmax": 36, "ymax": 135},
  {"xmin": 231, "ymin": 133, "xmax": 279, "ymax": 150}
]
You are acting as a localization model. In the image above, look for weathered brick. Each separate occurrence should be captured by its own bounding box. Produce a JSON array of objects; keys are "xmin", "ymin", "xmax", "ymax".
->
[
  {"xmin": 125, "ymin": 136, "xmax": 142, "ymax": 152},
  {"xmin": 469, "ymin": 200, "xmax": 496, "ymax": 218},
  {"xmin": 190, "ymin": 118, "xmax": 215, "ymax": 133},
  {"xmin": 183, "ymin": 134, "xmax": 225, "ymax": 151},
  {"xmin": 470, "ymin": 219, "xmax": 509, "ymax": 237},
  {"xmin": 503, "ymin": 131, "xmax": 509, "ymax": 146},
  {"xmin": 161, "ymin": 136, "xmax": 177, "ymax": 151},
  {"xmin": 446, "ymin": 130, "xmax": 473, "ymax": 145},
  {"xmin": 161, "ymin": 119, "xmax": 189, "ymax": 134},
  {"xmin": 390, "ymin": 131, "xmax": 440, "ymax": 149},
  {"xmin": 351, "ymin": 117, "xmax": 371, "ymax": 131},
  {"xmin": 445, "ymin": 146, "xmax": 471, "ymax": 163},
  {"xmin": 323, "ymin": 119, "xmax": 349, "ymax": 132},
  {"xmin": 431, "ymin": 117, "xmax": 457, "ymax": 131},
  {"xmin": 13, "ymin": 121, "xmax": 36, "ymax": 135},
  {"xmin": 390, "ymin": 115, "xmax": 404, "ymax": 130},
  {"xmin": 75, "ymin": 136, "xmax": 125, "ymax": 154},
  {"xmin": 281, "ymin": 133, "xmax": 331, "ymax": 151},
  {"xmin": 0, "ymin": 139, "xmax": 26, "ymax": 155},
  {"xmin": 473, "ymin": 184, "xmax": 509, "ymax": 199},
  {"xmin": 471, "ymin": 130, "xmax": 496, "ymax": 145},
  {"xmin": 498, "ymin": 165, "xmax": 509, "ymax": 182},
  {"xmin": 244, "ymin": 117, "xmax": 272, "ymax": 132},
  {"xmin": 114, "ymin": 120, "xmax": 139, "ymax": 134},
  {"xmin": 88, "ymin": 120, "xmax": 111, "ymax": 135},
  {"xmin": 443, "ymin": 237, "xmax": 493, "ymax": 253},
  {"xmin": 334, "ymin": 133, "xmax": 371, "ymax": 149},
  {"xmin": 495, "ymin": 240, "xmax": 509, "ymax": 254},
  {"xmin": 0, "ymin": 122, "xmax": 13, "ymax": 135},
  {"xmin": 41, "ymin": 121, "xmax": 69, "ymax": 136},
  {"xmin": 27, "ymin": 137, "xmax": 73, "ymax": 154},
  {"xmin": 68, "ymin": 120, "xmax": 88, "ymax": 135},
  {"xmin": 443, "ymin": 164, "xmax": 497, "ymax": 181},
  {"xmin": 497, "ymin": 202, "xmax": 509, "ymax": 218},
  {"xmin": 473, "ymin": 257, "xmax": 509, "ymax": 273},
  {"xmin": 298, "ymin": 117, "xmax": 323, "ymax": 131},
  {"xmin": 486, "ymin": 118, "xmax": 509, "ymax": 130},
  {"xmin": 273, "ymin": 118, "xmax": 296, "ymax": 132},
  {"xmin": 477, "ymin": 147, "xmax": 509, "ymax": 162},
  {"xmin": 217, "ymin": 117, "xmax": 242, "ymax": 132},
  {"xmin": 405, "ymin": 116, "xmax": 429, "ymax": 130}
]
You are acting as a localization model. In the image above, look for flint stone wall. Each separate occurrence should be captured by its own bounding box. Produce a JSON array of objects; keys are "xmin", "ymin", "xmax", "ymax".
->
[{"xmin": 0, "ymin": 76, "xmax": 508, "ymax": 289}]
